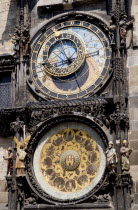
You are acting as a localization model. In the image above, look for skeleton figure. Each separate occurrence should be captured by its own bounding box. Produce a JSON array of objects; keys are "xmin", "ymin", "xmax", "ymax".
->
[
  {"xmin": 120, "ymin": 140, "xmax": 133, "ymax": 174},
  {"xmin": 105, "ymin": 141, "xmax": 118, "ymax": 173},
  {"xmin": 3, "ymin": 147, "xmax": 13, "ymax": 176}
]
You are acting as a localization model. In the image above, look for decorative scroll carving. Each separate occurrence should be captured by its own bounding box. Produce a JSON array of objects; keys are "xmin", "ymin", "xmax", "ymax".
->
[
  {"xmin": 13, "ymin": 25, "xmax": 30, "ymax": 57},
  {"xmin": 109, "ymin": 112, "xmax": 129, "ymax": 128},
  {"xmin": 91, "ymin": 193, "xmax": 112, "ymax": 203},
  {"xmin": 26, "ymin": 98, "xmax": 107, "ymax": 131}
]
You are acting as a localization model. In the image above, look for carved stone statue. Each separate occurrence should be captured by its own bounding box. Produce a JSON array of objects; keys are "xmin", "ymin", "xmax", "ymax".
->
[
  {"xmin": 119, "ymin": 16, "xmax": 134, "ymax": 47},
  {"xmin": 14, "ymin": 135, "xmax": 31, "ymax": 176},
  {"xmin": 105, "ymin": 141, "xmax": 118, "ymax": 173},
  {"xmin": 109, "ymin": 19, "xmax": 117, "ymax": 46},
  {"xmin": 120, "ymin": 140, "xmax": 133, "ymax": 174},
  {"xmin": 16, "ymin": 145, "xmax": 27, "ymax": 176},
  {"xmin": 3, "ymin": 147, "xmax": 13, "ymax": 176}
]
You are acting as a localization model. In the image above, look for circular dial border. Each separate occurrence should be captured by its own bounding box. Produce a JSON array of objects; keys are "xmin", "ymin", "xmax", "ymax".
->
[
  {"xmin": 31, "ymin": 20, "xmax": 111, "ymax": 100},
  {"xmin": 33, "ymin": 122, "xmax": 106, "ymax": 201},
  {"xmin": 43, "ymin": 31, "xmax": 86, "ymax": 77}
]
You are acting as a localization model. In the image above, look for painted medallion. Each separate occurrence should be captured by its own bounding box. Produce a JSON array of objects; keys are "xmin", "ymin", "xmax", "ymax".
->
[{"xmin": 40, "ymin": 128, "xmax": 100, "ymax": 193}]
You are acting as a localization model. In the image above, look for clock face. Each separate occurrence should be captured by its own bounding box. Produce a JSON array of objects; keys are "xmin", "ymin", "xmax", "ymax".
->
[
  {"xmin": 31, "ymin": 20, "xmax": 111, "ymax": 100},
  {"xmin": 33, "ymin": 122, "xmax": 106, "ymax": 201},
  {"xmin": 43, "ymin": 31, "xmax": 86, "ymax": 77}
]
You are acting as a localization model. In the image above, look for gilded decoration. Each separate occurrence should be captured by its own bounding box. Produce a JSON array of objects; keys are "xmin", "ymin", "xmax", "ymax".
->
[{"xmin": 40, "ymin": 128, "xmax": 100, "ymax": 193}]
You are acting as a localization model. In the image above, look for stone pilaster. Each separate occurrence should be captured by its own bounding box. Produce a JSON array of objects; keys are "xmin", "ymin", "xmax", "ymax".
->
[{"xmin": 127, "ymin": 1, "xmax": 138, "ymax": 205}]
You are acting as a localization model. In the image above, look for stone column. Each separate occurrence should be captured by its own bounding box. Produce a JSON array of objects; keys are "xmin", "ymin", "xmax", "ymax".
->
[{"xmin": 127, "ymin": 0, "xmax": 138, "ymax": 206}]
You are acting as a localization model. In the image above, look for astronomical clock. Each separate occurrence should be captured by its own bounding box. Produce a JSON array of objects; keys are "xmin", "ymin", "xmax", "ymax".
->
[
  {"xmin": 2, "ymin": 0, "xmax": 132, "ymax": 209},
  {"xmin": 25, "ymin": 15, "xmax": 113, "ymax": 208}
]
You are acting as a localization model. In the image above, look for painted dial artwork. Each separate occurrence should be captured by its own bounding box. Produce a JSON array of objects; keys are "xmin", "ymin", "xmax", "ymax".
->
[
  {"xmin": 31, "ymin": 20, "xmax": 111, "ymax": 99},
  {"xmin": 33, "ymin": 122, "xmax": 106, "ymax": 201},
  {"xmin": 43, "ymin": 31, "xmax": 86, "ymax": 77},
  {"xmin": 40, "ymin": 129, "xmax": 100, "ymax": 193}
]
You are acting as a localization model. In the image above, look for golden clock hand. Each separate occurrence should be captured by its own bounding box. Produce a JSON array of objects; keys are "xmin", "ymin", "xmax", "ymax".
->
[
  {"xmin": 59, "ymin": 40, "xmax": 71, "ymax": 63},
  {"xmin": 54, "ymin": 45, "xmax": 68, "ymax": 60},
  {"xmin": 85, "ymin": 50, "xmax": 99, "ymax": 58},
  {"xmin": 68, "ymin": 51, "xmax": 76, "ymax": 60},
  {"xmin": 52, "ymin": 51, "xmax": 65, "ymax": 62},
  {"xmin": 39, "ymin": 58, "xmax": 75, "ymax": 68}
]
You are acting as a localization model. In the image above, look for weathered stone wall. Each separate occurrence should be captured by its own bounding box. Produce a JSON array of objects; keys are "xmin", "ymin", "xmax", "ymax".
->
[
  {"xmin": 128, "ymin": 0, "xmax": 138, "ymax": 205},
  {"xmin": 0, "ymin": 1, "xmax": 17, "ymax": 204},
  {"xmin": 30, "ymin": 0, "xmax": 108, "ymax": 33},
  {"xmin": 0, "ymin": 0, "xmax": 17, "ymax": 56}
]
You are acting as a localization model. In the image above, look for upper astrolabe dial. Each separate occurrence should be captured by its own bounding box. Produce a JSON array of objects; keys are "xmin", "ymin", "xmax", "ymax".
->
[
  {"xmin": 43, "ymin": 31, "xmax": 86, "ymax": 77},
  {"xmin": 31, "ymin": 20, "xmax": 111, "ymax": 100}
]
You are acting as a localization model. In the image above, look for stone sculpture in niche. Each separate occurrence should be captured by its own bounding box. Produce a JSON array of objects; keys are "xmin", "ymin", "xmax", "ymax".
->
[
  {"xmin": 120, "ymin": 140, "xmax": 133, "ymax": 174},
  {"xmin": 105, "ymin": 141, "xmax": 118, "ymax": 173}
]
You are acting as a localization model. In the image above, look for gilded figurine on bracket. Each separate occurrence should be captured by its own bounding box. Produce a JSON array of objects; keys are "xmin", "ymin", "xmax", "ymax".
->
[
  {"xmin": 3, "ymin": 147, "xmax": 13, "ymax": 176},
  {"xmin": 105, "ymin": 141, "xmax": 118, "ymax": 174},
  {"xmin": 14, "ymin": 135, "xmax": 31, "ymax": 177},
  {"xmin": 120, "ymin": 140, "xmax": 133, "ymax": 174}
]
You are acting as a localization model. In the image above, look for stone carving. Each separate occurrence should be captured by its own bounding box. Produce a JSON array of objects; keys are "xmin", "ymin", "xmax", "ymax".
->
[
  {"xmin": 109, "ymin": 20, "xmax": 117, "ymax": 46},
  {"xmin": 63, "ymin": 0, "xmax": 73, "ymax": 3},
  {"xmin": 120, "ymin": 140, "xmax": 133, "ymax": 174},
  {"xmin": 25, "ymin": 197, "xmax": 37, "ymax": 205},
  {"xmin": 105, "ymin": 141, "xmax": 118, "ymax": 173},
  {"xmin": 10, "ymin": 118, "xmax": 24, "ymax": 134},
  {"xmin": 14, "ymin": 136, "xmax": 31, "ymax": 176},
  {"xmin": 3, "ymin": 147, "xmax": 13, "ymax": 176},
  {"xmin": 97, "ymin": 194, "xmax": 112, "ymax": 203},
  {"xmin": 16, "ymin": 145, "xmax": 27, "ymax": 176},
  {"xmin": 91, "ymin": 191, "xmax": 112, "ymax": 203},
  {"xmin": 119, "ymin": 15, "xmax": 134, "ymax": 47}
]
